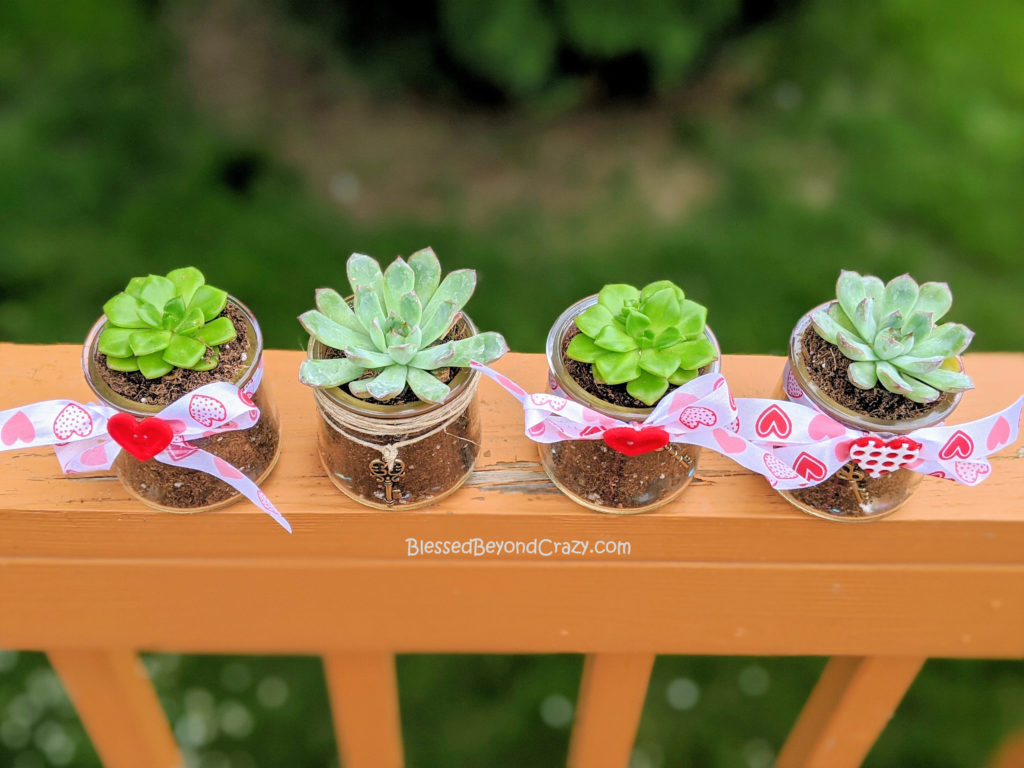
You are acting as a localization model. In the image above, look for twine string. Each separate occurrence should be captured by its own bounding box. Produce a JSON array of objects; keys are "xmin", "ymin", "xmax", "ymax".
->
[{"xmin": 313, "ymin": 375, "xmax": 480, "ymax": 472}]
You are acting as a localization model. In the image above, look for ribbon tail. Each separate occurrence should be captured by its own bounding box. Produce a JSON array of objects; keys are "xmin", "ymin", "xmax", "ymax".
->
[
  {"xmin": 469, "ymin": 361, "xmax": 529, "ymax": 404},
  {"xmin": 154, "ymin": 448, "xmax": 291, "ymax": 533},
  {"xmin": 53, "ymin": 436, "xmax": 119, "ymax": 474}
]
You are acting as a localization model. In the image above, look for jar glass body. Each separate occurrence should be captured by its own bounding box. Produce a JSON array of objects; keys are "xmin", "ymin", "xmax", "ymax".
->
[
  {"xmin": 540, "ymin": 295, "xmax": 721, "ymax": 514},
  {"xmin": 311, "ymin": 315, "xmax": 481, "ymax": 510},
  {"xmin": 778, "ymin": 302, "xmax": 962, "ymax": 522},
  {"xmin": 82, "ymin": 297, "xmax": 281, "ymax": 513}
]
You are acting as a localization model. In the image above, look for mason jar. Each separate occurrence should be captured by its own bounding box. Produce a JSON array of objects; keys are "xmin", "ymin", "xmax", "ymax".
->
[
  {"xmin": 309, "ymin": 314, "xmax": 482, "ymax": 510},
  {"xmin": 777, "ymin": 302, "xmax": 962, "ymax": 522},
  {"xmin": 539, "ymin": 295, "xmax": 721, "ymax": 514},
  {"xmin": 82, "ymin": 296, "xmax": 281, "ymax": 513}
]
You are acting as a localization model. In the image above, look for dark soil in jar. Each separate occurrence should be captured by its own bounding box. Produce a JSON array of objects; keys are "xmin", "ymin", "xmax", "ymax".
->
[
  {"xmin": 115, "ymin": 386, "xmax": 280, "ymax": 509},
  {"xmin": 94, "ymin": 303, "xmax": 279, "ymax": 509},
  {"xmin": 800, "ymin": 326, "xmax": 940, "ymax": 420},
  {"xmin": 548, "ymin": 328, "xmax": 707, "ymax": 510},
  {"xmin": 318, "ymin": 399, "xmax": 480, "ymax": 507},
  {"xmin": 544, "ymin": 440, "xmax": 698, "ymax": 510},
  {"xmin": 786, "ymin": 461, "xmax": 915, "ymax": 519}
]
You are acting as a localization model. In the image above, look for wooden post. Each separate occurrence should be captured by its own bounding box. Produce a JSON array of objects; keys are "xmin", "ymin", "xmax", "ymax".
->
[
  {"xmin": 324, "ymin": 652, "xmax": 404, "ymax": 768},
  {"xmin": 47, "ymin": 649, "xmax": 182, "ymax": 768},
  {"xmin": 776, "ymin": 656, "xmax": 925, "ymax": 768},
  {"xmin": 567, "ymin": 652, "xmax": 655, "ymax": 768}
]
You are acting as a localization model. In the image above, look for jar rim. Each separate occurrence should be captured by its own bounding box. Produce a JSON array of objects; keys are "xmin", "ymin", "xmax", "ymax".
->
[
  {"xmin": 82, "ymin": 295, "xmax": 264, "ymax": 416},
  {"xmin": 545, "ymin": 294, "xmax": 722, "ymax": 420},
  {"xmin": 306, "ymin": 312, "xmax": 479, "ymax": 420},
  {"xmin": 788, "ymin": 301, "xmax": 963, "ymax": 433}
]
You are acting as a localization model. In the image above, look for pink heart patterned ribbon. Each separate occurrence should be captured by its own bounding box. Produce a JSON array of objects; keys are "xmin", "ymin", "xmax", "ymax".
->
[
  {"xmin": 0, "ymin": 363, "xmax": 290, "ymax": 532},
  {"xmin": 762, "ymin": 362, "xmax": 1024, "ymax": 486},
  {"xmin": 472, "ymin": 361, "xmax": 1024, "ymax": 490},
  {"xmin": 470, "ymin": 362, "xmax": 816, "ymax": 489}
]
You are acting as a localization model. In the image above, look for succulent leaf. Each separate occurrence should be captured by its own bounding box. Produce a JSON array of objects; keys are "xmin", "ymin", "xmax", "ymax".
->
[
  {"xmin": 595, "ymin": 325, "xmax": 639, "ymax": 352},
  {"xmin": 575, "ymin": 304, "xmax": 614, "ymax": 337},
  {"xmin": 836, "ymin": 330, "xmax": 877, "ymax": 362},
  {"xmin": 367, "ymin": 364, "xmax": 408, "ymax": 400},
  {"xmin": 347, "ymin": 253, "xmax": 384, "ymax": 295},
  {"xmin": 847, "ymin": 361, "xmax": 878, "ymax": 389},
  {"xmin": 667, "ymin": 367, "xmax": 699, "ymax": 386},
  {"xmin": 448, "ymin": 332, "xmax": 508, "ymax": 367},
  {"xmin": 383, "ymin": 258, "xmax": 416, "ymax": 315},
  {"xmin": 407, "ymin": 367, "xmax": 451, "ymax": 403},
  {"xmin": 638, "ymin": 348, "xmax": 679, "ymax": 378},
  {"xmin": 129, "ymin": 330, "xmax": 172, "ymax": 357},
  {"xmin": 408, "ymin": 247, "xmax": 441, "ymax": 307},
  {"xmin": 566, "ymin": 334, "xmax": 604, "ymax": 363},
  {"xmin": 419, "ymin": 299, "xmax": 458, "ymax": 346},
  {"xmin": 597, "ymin": 284, "xmax": 640, "ymax": 315},
  {"xmin": 836, "ymin": 270, "xmax": 867, "ymax": 321},
  {"xmin": 851, "ymin": 298, "xmax": 877, "ymax": 341},
  {"xmin": 410, "ymin": 342, "xmax": 455, "ymax": 370},
  {"xmin": 912, "ymin": 323, "xmax": 974, "ymax": 358},
  {"xmin": 422, "ymin": 269, "xmax": 476, "ymax": 321},
  {"xmin": 913, "ymin": 282, "xmax": 952, "ymax": 321},
  {"xmin": 105, "ymin": 355, "xmax": 140, "ymax": 372},
  {"xmin": 888, "ymin": 355, "xmax": 944, "ymax": 375},
  {"xmin": 189, "ymin": 285, "xmax": 228, "ymax": 322},
  {"xmin": 627, "ymin": 371, "xmax": 670, "ymax": 405},
  {"xmin": 595, "ymin": 350, "xmax": 642, "ymax": 385},
  {"xmin": 810, "ymin": 309, "xmax": 843, "ymax": 345},
  {"xmin": 166, "ymin": 267, "xmax": 204, "ymax": 306},
  {"xmin": 299, "ymin": 250, "xmax": 506, "ymax": 402},
  {"xmin": 299, "ymin": 310, "xmax": 371, "ymax": 351},
  {"xmin": 299, "ymin": 358, "xmax": 366, "ymax": 387},
  {"xmin": 915, "ymin": 367, "xmax": 973, "ymax": 393},
  {"xmin": 138, "ymin": 351, "xmax": 174, "ymax": 379},
  {"xmin": 163, "ymin": 336, "xmax": 206, "ymax": 369},
  {"xmin": 97, "ymin": 327, "xmax": 135, "ymax": 358},
  {"xmin": 316, "ymin": 288, "xmax": 364, "ymax": 334}
]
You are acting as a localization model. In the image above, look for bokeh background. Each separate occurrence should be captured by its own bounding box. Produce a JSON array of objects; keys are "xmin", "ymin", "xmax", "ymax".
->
[{"xmin": 2, "ymin": 0, "xmax": 1023, "ymax": 766}]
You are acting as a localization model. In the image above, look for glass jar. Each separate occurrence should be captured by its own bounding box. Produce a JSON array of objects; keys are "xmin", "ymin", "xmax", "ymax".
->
[
  {"xmin": 82, "ymin": 297, "xmax": 281, "ymax": 513},
  {"xmin": 540, "ymin": 295, "xmax": 721, "ymax": 514},
  {"xmin": 778, "ymin": 302, "xmax": 962, "ymax": 522},
  {"xmin": 310, "ymin": 315, "xmax": 482, "ymax": 510}
]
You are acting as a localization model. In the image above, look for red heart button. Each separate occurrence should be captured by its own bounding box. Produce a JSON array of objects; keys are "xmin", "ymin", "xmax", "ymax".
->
[
  {"xmin": 602, "ymin": 425, "xmax": 670, "ymax": 456},
  {"xmin": 107, "ymin": 413, "xmax": 174, "ymax": 462}
]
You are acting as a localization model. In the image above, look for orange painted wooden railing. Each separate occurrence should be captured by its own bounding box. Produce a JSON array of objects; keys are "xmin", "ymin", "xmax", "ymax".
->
[{"xmin": 1, "ymin": 343, "xmax": 1022, "ymax": 768}]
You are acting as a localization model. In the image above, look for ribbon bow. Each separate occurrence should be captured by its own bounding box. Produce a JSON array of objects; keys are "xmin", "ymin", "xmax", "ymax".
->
[
  {"xmin": 739, "ymin": 363, "xmax": 1024, "ymax": 486},
  {"xmin": 0, "ymin": 375, "xmax": 290, "ymax": 532},
  {"xmin": 471, "ymin": 362, "xmax": 816, "ymax": 490}
]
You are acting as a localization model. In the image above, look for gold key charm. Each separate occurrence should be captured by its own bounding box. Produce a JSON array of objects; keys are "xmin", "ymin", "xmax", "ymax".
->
[
  {"xmin": 369, "ymin": 458, "xmax": 406, "ymax": 505},
  {"xmin": 663, "ymin": 444, "xmax": 695, "ymax": 468},
  {"xmin": 836, "ymin": 463, "xmax": 870, "ymax": 506}
]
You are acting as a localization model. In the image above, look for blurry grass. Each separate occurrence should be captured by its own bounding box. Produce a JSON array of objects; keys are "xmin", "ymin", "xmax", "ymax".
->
[{"xmin": 2, "ymin": 1, "xmax": 1024, "ymax": 767}]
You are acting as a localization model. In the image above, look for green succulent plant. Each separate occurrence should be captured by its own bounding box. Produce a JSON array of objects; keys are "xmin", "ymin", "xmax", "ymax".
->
[
  {"xmin": 298, "ymin": 248, "xmax": 508, "ymax": 404},
  {"xmin": 810, "ymin": 270, "xmax": 975, "ymax": 403},
  {"xmin": 98, "ymin": 267, "xmax": 237, "ymax": 379},
  {"xmin": 565, "ymin": 280, "xmax": 718, "ymax": 406}
]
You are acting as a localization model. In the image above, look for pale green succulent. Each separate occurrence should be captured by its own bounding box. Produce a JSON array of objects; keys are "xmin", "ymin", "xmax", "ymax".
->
[
  {"xmin": 810, "ymin": 270, "xmax": 974, "ymax": 403},
  {"xmin": 98, "ymin": 267, "xmax": 236, "ymax": 379},
  {"xmin": 299, "ymin": 248, "xmax": 508, "ymax": 403}
]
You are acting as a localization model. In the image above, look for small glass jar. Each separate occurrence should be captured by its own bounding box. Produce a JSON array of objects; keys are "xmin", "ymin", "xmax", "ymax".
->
[
  {"xmin": 540, "ymin": 295, "xmax": 721, "ymax": 514},
  {"xmin": 310, "ymin": 315, "xmax": 482, "ymax": 510},
  {"xmin": 778, "ymin": 302, "xmax": 962, "ymax": 522},
  {"xmin": 82, "ymin": 297, "xmax": 281, "ymax": 513}
]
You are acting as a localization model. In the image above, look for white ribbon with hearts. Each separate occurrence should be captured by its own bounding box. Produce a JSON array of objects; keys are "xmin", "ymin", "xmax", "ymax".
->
[
  {"xmin": 742, "ymin": 362, "xmax": 1024, "ymax": 486},
  {"xmin": 0, "ymin": 370, "xmax": 290, "ymax": 531},
  {"xmin": 470, "ymin": 361, "xmax": 819, "ymax": 490}
]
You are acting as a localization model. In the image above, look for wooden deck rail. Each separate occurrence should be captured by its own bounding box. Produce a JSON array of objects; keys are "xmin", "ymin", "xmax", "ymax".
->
[{"xmin": 1, "ymin": 343, "xmax": 1022, "ymax": 768}]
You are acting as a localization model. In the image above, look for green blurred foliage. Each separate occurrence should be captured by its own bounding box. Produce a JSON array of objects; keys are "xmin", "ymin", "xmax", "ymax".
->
[{"xmin": 2, "ymin": 0, "xmax": 1024, "ymax": 766}]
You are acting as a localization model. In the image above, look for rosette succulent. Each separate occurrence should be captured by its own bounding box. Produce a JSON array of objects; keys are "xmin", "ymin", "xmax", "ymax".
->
[
  {"xmin": 98, "ymin": 267, "xmax": 237, "ymax": 379},
  {"xmin": 299, "ymin": 248, "xmax": 508, "ymax": 403},
  {"xmin": 810, "ymin": 271, "xmax": 974, "ymax": 403},
  {"xmin": 566, "ymin": 280, "xmax": 718, "ymax": 406}
]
